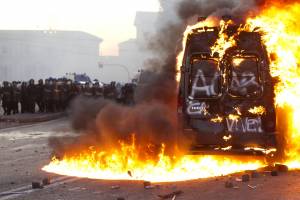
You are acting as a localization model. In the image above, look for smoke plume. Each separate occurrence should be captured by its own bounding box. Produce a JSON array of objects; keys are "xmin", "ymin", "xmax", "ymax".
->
[{"xmin": 49, "ymin": 0, "xmax": 270, "ymax": 158}]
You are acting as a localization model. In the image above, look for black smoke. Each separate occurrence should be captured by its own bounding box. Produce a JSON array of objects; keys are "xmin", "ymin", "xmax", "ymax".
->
[{"xmin": 49, "ymin": 0, "xmax": 266, "ymax": 158}]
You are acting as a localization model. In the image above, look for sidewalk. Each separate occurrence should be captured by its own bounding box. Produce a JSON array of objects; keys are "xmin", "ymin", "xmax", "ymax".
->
[{"xmin": 0, "ymin": 112, "xmax": 65, "ymax": 124}]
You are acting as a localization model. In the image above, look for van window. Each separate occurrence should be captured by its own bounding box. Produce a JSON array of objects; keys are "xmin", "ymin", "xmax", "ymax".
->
[
  {"xmin": 189, "ymin": 58, "xmax": 221, "ymax": 99},
  {"xmin": 229, "ymin": 56, "xmax": 261, "ymax": 98}
]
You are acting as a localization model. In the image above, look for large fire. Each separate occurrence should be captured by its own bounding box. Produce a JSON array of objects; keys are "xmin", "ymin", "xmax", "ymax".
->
[
  {"xmin": 43, "ymin": 2, "xmax": 300, "ymax": 182},
  {"xmin": 245, "ymin": 2, "xmax": 300, "ymax": 169},
  {"xmin": 43, "ymin": 136, "xmax": 263, "ymax": 182}
]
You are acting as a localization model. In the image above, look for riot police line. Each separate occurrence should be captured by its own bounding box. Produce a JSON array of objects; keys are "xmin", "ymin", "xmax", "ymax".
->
[{"xmin": 0, "ymin": 78, "xmax": 136, "ymax": 115}]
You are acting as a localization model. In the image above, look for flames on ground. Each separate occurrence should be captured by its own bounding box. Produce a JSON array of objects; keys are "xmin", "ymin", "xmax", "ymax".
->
[{"xmin": 43, "ymin": 1, "xmax": 300, "ymax": 182}]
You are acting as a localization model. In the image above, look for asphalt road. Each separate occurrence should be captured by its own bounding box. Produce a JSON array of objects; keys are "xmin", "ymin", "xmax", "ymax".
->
[{"xmin": 1, "ymin": 119, "xmax": 300, "ymax": 200}]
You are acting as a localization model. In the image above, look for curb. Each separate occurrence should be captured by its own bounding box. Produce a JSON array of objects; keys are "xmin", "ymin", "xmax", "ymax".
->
[{"xmin": 0, "ymin": 113, "xmax": 66, "ymax": 123}]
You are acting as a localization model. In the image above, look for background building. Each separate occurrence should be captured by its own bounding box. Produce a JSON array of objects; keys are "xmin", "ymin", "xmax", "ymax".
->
[
  {"xmin": 99, "ymin": 11, "xmax": 159, "ymax": 83},
  {"xmin": 0, "ymin": 30, "xmax": 102, "ymax": 81}
]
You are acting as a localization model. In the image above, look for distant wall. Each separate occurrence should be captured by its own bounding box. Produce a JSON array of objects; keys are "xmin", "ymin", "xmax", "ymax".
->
[{"xmin": 0, "ymin": 30, "xmax": 102, "ymax": 82}]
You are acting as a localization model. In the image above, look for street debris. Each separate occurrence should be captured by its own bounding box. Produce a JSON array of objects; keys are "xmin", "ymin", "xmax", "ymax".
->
[
  {"xmin": 251, "ymin": 171, "xmax": 260, "ymax": 178},
  {"xmin": 242, "ymin": 174, "xmax": 250, "ymax": 182},
  {"xmin": 32, "ymin": 181, "xmax": 43, "ymax": 189},
  {"xmin": 145, "ymin": 185, "xmax": 155, "ymax": 189},
  {"xmin": 143, "ymin": 181, "xmax": 151, "ymax": 188},
  {"xmin": 248, "ymin": 184, "xmax": 257, "ymax": 189},
  {"xmin": 158, "ymin": 190, "xmax": 183, "ymax": 199},
  {"xmin": 42, "ymin": 177, "xmax": 51, "ymax": 185},
  {"xmin": 68, "ymin": 187, "xmax": 82, "ymax": 191},
  {"xmin": 143, "ymin": 181, "xmax": 155, "ymax": 189},
  {"xmin": 235, "ymin": 178, "xmax": 242, "ymax": 182},
  {"xmin": 111, "ymin": 185, "xmax": 120, "ymax": 190},
  {"xmin": 225, "ymin": 181, "xmax": 234, "ymax": 188},
  {"xmin": 271, "ymin": 170, "xmax": 279, "ymax": 176},
  {"xmin": 116, "ymin": 197, "xmax": 125, "ymax": 200},
  {"xmin": 143, "ymin": 181, "xmax": 160, "ymax": 189}
]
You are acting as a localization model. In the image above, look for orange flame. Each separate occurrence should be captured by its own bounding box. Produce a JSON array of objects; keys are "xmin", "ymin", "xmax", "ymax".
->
[
  {"xmin": 43, "ymin": 2, "xmax": 300, "ymax": 181},
  {"xmin": 176, "ymin": 18, "xmax": 217, "ymax": 82},
  {"xmin": 248, "ymin": 106, "xmax": 266, "ymax": 115},
  {"xmin": 211, "ymin": 20, "xmax": 237, "ymax": 59},
  {"xmin": 245, "ymin": 2, "xmax": 300, "ymax": 169},
  {"xmin": 43, "ymin": 136, "xmax": 263, "ymax": 182}
]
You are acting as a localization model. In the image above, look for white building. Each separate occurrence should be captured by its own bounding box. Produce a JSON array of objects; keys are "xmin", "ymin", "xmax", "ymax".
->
[{"xmin": 0, "ymin": 30, "xmax": 102, "ymax": 82}]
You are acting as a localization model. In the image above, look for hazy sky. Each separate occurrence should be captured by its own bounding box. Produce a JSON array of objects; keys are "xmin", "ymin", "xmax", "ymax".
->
[{"xmin": 0, "ymin": 0, "xmax": 160, "ymax": 55}]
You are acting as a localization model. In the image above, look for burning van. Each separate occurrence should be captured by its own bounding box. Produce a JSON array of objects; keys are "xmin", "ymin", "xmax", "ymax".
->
[{"xmin": 177, "ymin": 21, "xmax": 277, "ymax": 155}]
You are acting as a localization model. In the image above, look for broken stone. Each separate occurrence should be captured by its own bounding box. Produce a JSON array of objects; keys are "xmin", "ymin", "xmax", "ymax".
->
[
  {"xmin": 15, "ymin": 149, "xmax": 22, "ymax": 152},
  {"xmin": 42, "ymin": 177, "xmax": 50, "ymax": 185},
  {"xmin": 248, "ymin": 184, "xmax": 257, "ymax": 189},
  {"xmin": 158, "ymin": 190, "xmax": 183, "ymax": 199},
  {"xmin": 271, "ymin": 170, "xmax": 278, "ymax": 176},
  {"xmin": 143, "ymin": 181, "xmax": 151, "ymax": 188},
  {"xmin": 242, "ymin": 174, "xmax": 250, "ymax": 182},
  {"xmin": 32, "ymin": 182, "xmax": 43, "ymax": 189},
  {"xmin": 225, "ymin": 181, "xmax": 234, "ymax": 188},
  {"xmin": 116, "ymin": 198, "xmax": 125, "ymax": 200},
  {"xmin": 251, "ymin": 171, "xmax": 260, "ymax": 178},
  {"xmin": 235, "ymin": 178, "xmax": 242, "ymax": 182},
  {"xmin": 145, "ymin": 185, "xmax": 155, "ymax": 189},
  {"xmin": 111, "ymin": 185, "xmax": 120, "ymax": 190},
  {"xmin": 275, "ymin": 164, "xmax": 288, "ymax": 172}
]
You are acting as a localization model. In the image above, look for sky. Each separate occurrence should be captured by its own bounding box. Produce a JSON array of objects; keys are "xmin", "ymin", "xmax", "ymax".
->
[{"xmin": 0, "ymin": 0, "xmax": 160, "ymax": 55}]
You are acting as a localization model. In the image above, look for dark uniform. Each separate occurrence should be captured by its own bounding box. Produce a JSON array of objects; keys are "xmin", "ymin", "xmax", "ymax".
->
[
  {"xmin": 36, "ymin": 79, "xmax": 45, "ymax": 112},
  {"xmin": 12, "ymin": 81, "xmax": 21, "ymax": 114},
  {"xmin": 20, "ymin": 82, "xmax": 28, "ymax": 113},
  {"xmin": 104, "ymin": 82, "xmax": 117, "ymax": 100},
  {"xmin": 124, "ymin": 83, "xmax": 135, "ymax": 105},
  {"xmin": 68, "ymin": 82, "xmax": 79, "ymax": 103},
  {"xmin": 93, "ymin": 82, "xmax": 104, "ymax": 99},
  {"xmin": 44, "ymin": 79, "xmax": 54, "ymax": 112},
  {"xmin": 53, "ymin": 80, "xmax": 62, "ymax": 112},
  {"xmin": 27, "ymin": 79, "xmax": 36, "ymax": 113},
  {"xmin": 83, "ymin": 82, "xmax": 93, "ymax": 98},
  {"xmin": 60, "ymin": 80, "xmax": 69, "ymax": 110},
  {"xmin": 2, "ymin": 82, "xmax": 13, "ymax": 115}
]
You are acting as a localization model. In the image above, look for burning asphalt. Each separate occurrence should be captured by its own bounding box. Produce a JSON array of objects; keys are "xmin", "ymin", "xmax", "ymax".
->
[{"xmin": 3, "ymin": 0, "xmax": 300, "ymax": 199}]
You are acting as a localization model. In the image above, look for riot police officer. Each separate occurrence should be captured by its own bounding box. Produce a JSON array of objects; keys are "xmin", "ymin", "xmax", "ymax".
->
[
  {"xmin": 2, "ymin": 81, "xmax": 13, "ymax": 115},
  {"xmin": 93, "ymin": 81, "xmax": 104, "ymax": 99},
  {"xmin": 53, "ymin": 80, "xmax": 61, "ymax": 112},
  {"xmin": 44, "ymin": 79, "xmax": 53, "ymax": 112},
  {"xmin": 83, "ymin": 82, "xmax": 93, "ymax": 98},
  {"xmin": 36, "ymin": 79, "xmax": 45, "ymax": 112},
  {"xmin": 20, "ymin": 82, "xmax": 28, "ymax": 113},
  {"xmin": 27, "ymin": 79, "xmax": 36, "ymax": 113},
  {"xmin": 12, "ymin": 81, "xmax": 21, "ymax": 114}
]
